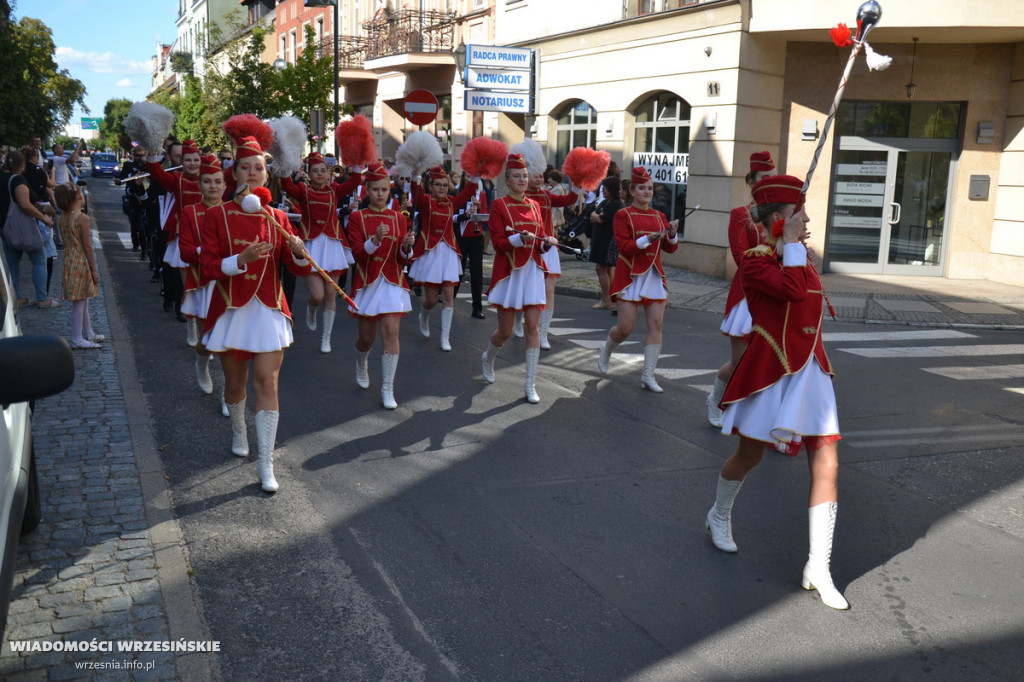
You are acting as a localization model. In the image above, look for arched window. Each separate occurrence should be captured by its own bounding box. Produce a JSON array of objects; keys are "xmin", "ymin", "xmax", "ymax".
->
[
  {"xmin": 632, "ymin": 92, "xmax": 691, "ymax": 223},
  {"xmin": 554, "ymin": 100, "xmax": 598, "ymax": 168}
]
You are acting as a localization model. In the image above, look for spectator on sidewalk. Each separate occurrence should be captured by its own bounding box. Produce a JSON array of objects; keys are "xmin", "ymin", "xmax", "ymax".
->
[
  {"xmin": 50, "ymin": 140, "xmax": 85, "ymax": 186},
  {"xmin": 1, "ymin": 150, "xmax": 56, "ymax": 308},
  {"xmin": 54, "ymin": 182, "xmax": 103, "ymax": 349},
  {"xmin": 588, "ymin": 176, "xmax": 622, "ymax": 310}
]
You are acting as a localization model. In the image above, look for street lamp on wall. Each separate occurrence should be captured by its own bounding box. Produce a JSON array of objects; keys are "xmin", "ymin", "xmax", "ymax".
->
[
  {"xmin": 454, "ymin": 39, "xmax": 466, "ymax": 84},
  {"xmin": 906, "ymin": 37, "xmax": 919, "ymax": 99},
  {"xmin": 305, "ymin": 0, "xmax": 340, "ymax": 157}
]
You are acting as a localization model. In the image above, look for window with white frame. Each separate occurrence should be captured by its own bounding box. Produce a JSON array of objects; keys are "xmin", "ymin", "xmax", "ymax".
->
[{"xmin": 554, "ymin": 100, "xmax": 598, "ymax": 168}]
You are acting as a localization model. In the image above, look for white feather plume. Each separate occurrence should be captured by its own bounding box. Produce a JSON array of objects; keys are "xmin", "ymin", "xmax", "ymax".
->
[
  {"xmin": 396, "ymin": 131, "xmax": 443, "ymax": 178},
  {"xmin": 124, "ymin": 102, "xmax": 175, "ymax": 157},
  {"xmin": 510, "ymin": 138, "xmax": 546, "ymax": 177},
  {"xmin": 268, "ymin": 115, "xmax": 307, "ymax": 178},
  {"xmin": 864, "ymin": 43, "xmax": 892, "ymax": 71}
]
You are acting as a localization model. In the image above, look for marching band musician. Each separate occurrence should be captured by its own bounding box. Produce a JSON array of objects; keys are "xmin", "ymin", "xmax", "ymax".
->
[
  {"xmin": 408, "ymin": 166, "xmax": 478, "ymax": 352},
  {"xmin": 524, "ymin": 169, "xmax": 581, "ymax": 350},
  {"xmin": 147, "ymin": 139, "xmax": 203, "ymax": 329},
  {"xmin": 280, "ymin": 152, "xmax": 356, "ymax": 354},
  {"xmin": 454, "ymin": 184, "xmax": 488, "ymax": 320},
  {"xmin": 597, "ymin": 166, "xmax": 679, "ymax": 393},
  {"xmin": 346, "ymin": 161, "xmax": 416, "ymax": 410},
  {"xmin": 177, "ymin": 154, "xmax": 228, "ymax": 416},
  {"xmin": 480, "ymin": 153, "xmax": 555, "ymax": 404},
  {"xmin": 705, "ymin": 174, "xmax": 848, "ymax": 611},
  {"xmin": 199, "ymin": 135, "xmax": 312, "ymax": 494},
  {"xmin": 707, "ymin": 151, "xmax": 776, "ymax": 428}
]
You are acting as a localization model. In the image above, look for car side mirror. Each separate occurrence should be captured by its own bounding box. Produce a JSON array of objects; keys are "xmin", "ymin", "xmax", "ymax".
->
[{"xmin": 0, "ymin": 335, "xmax": 75, "ymax": 408}]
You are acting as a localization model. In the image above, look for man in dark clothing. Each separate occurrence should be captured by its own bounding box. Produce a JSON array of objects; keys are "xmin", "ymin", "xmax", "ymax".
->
[{"xmin": 115, "ymin": 147, "xmax": 152, "ymax": 254}]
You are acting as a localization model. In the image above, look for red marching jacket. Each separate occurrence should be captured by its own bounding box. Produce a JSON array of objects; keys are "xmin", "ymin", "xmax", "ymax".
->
[
  {"xmin": 347, "ymin": 207, "xmax": 411, "ymax": 294},
  {"xmin": 178, "ymin": 199, "xmax": 220, "ymax": 293},
  {"xmin": 525, "ymin": 188, "xmax": 578, "ymax": 238},
  {"xmin": 198, "ymin": 200, "xmax": 312, "ymax": 334},
  {"xmin": 609, "ymin": 205, "xmax": 679, "ymax": 299},
  {"xmin": 411, "ymin": 180, "xmax": 478, "ymax": 259},
  {"xmin": 725, "ymin": 204, "xmax": 769, "ymax": 316},
  {"xmin": 487, "ymin": 195, "xmax": 549, "ymax": 294},
  {"xmin": 279, "ymin": 177, "xmax": 350, "ymax": 247},
  {"xmin": 721, "ymin": 244, "xmax": 834, "ymax": 406},
  {"xmin": 146, "ymin": 163, "xmax": 202, "ymax": 240}
]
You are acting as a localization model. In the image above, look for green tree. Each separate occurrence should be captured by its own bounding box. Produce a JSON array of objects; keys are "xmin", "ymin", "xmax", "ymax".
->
[
  {"xmin": 99, "ymin": 98, "xmax": 134, "ymax": 153},
  {"xmin": 276, "ymin": 25, "xmax": 335, "ymax": 144},
  {"xmin": 175, "ymin": 74, "xmax": 225, "ymax": 149},
  {"xmin": 205, "ymin": 26, "xmax": 282, "ymax": 124},
  {"xmin": 0, "ymin": 10, "xmax": 88, "ymax": 142}
]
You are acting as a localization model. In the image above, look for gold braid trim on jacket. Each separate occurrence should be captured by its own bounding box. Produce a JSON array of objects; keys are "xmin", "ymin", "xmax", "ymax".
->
[{"xmin": 751, "ymin": 324, "xmax": 791, "ymax": 373}]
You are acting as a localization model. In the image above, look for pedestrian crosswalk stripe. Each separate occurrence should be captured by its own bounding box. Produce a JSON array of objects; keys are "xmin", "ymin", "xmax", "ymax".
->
[
  {"xmin": 571, "ymin": 339, "xmax": 639, "ymax": 350},
  {"xmin": 548, "ymin": 327, "xmax": 606, "ymax": 336},
  {"xmin": 842, "ymin": 423, "xmax": 1022, "ymax": 448},
  {"xmin": 823, "ymin": 330, "xmax": 975, "ymax": 342},
  {"xmin": 838, "ymin": 344, "xmax": 1024, "ymax": 358},
  {"xmin": 116, "ymin": 232, "xmax": 132, "ymax": 249},
  {"xmin": 922, "ymin": 364, "xmax": 1024, "ymax": 380}
]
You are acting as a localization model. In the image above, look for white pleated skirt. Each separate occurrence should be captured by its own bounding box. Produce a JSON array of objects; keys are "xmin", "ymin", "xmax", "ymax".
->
[
  {"xmin": 720, "ymin": 359, "xmax": 839, "ymax": 449},
  {"xmin": 487, "ymin": 262, "xmax": 547, "ymax": 310},
  {"xmin": 541, "ymin": 247, "xmax": 561, "ymax": 277},
  {"xmin": 720, "ymin": 298, "xmax": 753, "ymax": 337},
  {"xmin": 202, "ymin": 298, "xmax": 294, "ymax": 353},
  {"xmin": 180, "ymin": 281, "xmax": 214, "ymax": 319},
  {"xmin": 163, "ymin": 237, "xmax": 187, "ymax": 268},
  {"xmin": 306, "ymin": 233, "xmax": 353, "ymax": 272},
  {"xmin": 616, "ymin": 269, "xmax": 667, "ymax": 303},
  {"xmin": 350, "ymin": 278, "xmax": 411, "ymax": 318},
  {"xmin": 408, "ymin": 242, "xmax": 462, "ymax": 285}
]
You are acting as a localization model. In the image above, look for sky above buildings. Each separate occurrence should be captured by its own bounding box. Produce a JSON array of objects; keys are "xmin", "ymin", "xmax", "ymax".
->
[{"xmin": 18, "ymin": 0, "xmax": 176, "ymax": 125}]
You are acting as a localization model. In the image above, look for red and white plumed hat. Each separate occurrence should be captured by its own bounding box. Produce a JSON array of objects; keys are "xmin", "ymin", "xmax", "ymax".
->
[
  {"xmin": 630, "ymin": 166, "xmax": 652, "ymax": 185},
  {"xmin": 199, "ymin": 154, "xmax": 222, "ymax": 176},
  {"xmin": 505, "ymin": 153, "xmax": 527, "ymax": 171},
  {"xmin": 364, "ymin": 161, "xmax": 389, "ymax": 183},
  {"xmin": 752, "ymin": 174, "xmax": 805, "ymax": 210}
]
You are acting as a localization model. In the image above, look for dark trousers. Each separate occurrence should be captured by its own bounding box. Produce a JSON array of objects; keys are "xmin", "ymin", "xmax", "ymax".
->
[
  {"xmin": 455, "ymin": 233, "xmax": 484, "ymax": 314},
  {"xmin": 158, "ymin": 232, "xmax": 184, "ymax": 305},
  {"xmin": 128, "ymin": 208, "xmax": 145, "ymax": 249}
]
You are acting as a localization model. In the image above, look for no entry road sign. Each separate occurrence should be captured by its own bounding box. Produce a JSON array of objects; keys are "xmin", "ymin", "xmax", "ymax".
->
[{"xmin": 404, "ymin": 90, "xmax": 439, "ymax": 126}]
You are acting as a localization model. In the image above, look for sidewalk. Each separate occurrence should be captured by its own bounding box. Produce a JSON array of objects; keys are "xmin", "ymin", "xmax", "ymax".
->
[
  {"xmin": 1, "ymin": 244, "xmax": 215, "ymax": 680},
  {"xmin": 549, "ymin": 255, "xmax": 1024, "ymax": 329}
]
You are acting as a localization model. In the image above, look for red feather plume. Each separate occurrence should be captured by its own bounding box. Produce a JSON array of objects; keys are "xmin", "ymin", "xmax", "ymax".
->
[
  {"xmin": 461, "ymin": 137, "xmax": 508, "ymax": 179},
  {"xmin": 334, "ymin": 114, "xmax": 378, "ymax": 167},
  {"xmin": 562, "ymin": 147, "xmax": 611, "ymax": 192},
  {"xmin": 253, "ymin": 187, "xmax": 272, "ymax": 208},
  {"xmin": 771, "ymin": 218, "xmax": 785, "ymax": 240},
  {"xmin": 222, "ymin": 114, "xmax": 273, "ymax": 152}
]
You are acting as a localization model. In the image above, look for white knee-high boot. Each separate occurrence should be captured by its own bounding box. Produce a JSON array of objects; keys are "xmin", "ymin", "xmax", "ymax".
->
[
  {"xmin": 220, "ymin": 392, "xmax": 229, "ymax": 418},
  {"xmin": 255, "ymin": 409, "xmax": 280, "ymax": 493},
  {"xmin": 418, "ymin": 306, "xmax": 431, "ymax": 338},
  {"xmin": 306, "ymin": 304, "xmax": 318, "ymax": 331},
  {"xmin": 481, "ymin": 342, "xmax": 501, "ymax": 384},
  {"xmin": 707, "ymin": 377, "xmax": 727, "ymax": 428},
  {"xmin": 597, "ymin": 332, "xmax": 621, "ymax": 374},
  {"xmin": 355, "ymin": 350, "xmax": 370, "ymax": 389},
  {"xmin": 524, "ymin": 347, "xmax": 540, "ymax": 403},
  {"xmin": 321, "ymin": 309, "xmax": 336, "ymax": 354},
  {"xmin": 440, "ymin": 307, "xmax": 453, "ymax": 352},
  {"xmin": 539, "ymin": 304, "xmax": 553, "ymax": 350},
  {"xmin": 186, "ymin": 317, "xmax": 198, "ymax": 347},
  {"xmin": 381, "ymin": 353, "xmax": 398, "ymax": 409},
  {"xmin": 227, "ymin": 398, "xmax": 249, "ymax": 457},
  {"xmin": 196, "ymin": 355, "xmax": 213, "ymax": 394},
  {"xmin": 640, "ymin": 344, "xmax": 663, "ymax": 393},
  {"xmin": 802, "ymin": 502, "xmax": 849, "ymax": 610},
  {"xmin": 705, "ymin": 476, "xmax": 743, "ymax": 552},
  {"xmin": 513, "ymin": 311, "xmax": 524, "ymax": 338}
]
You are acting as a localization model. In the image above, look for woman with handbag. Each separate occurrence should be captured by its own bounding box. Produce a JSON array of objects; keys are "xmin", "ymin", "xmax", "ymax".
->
[{"xmin": 1, "ymin": 150, "xmax": 54, "ymax": 308}]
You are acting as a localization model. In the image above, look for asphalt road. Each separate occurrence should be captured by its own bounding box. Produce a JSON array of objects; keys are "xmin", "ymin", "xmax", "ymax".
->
[{"xmin": 90, "ymin": 179, "xmax": 1024, "ymax": 681}]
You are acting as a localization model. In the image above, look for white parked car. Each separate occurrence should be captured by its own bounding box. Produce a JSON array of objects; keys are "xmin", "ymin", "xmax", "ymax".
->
[{"xmin": 0, "ymin": 248, "xmax": 75, "ymax": 638}]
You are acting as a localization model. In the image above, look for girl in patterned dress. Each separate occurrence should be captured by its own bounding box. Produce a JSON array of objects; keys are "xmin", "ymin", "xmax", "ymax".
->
[{"xmin": 54, "ymin": 183, "xmax": 102, "ymax": 349}]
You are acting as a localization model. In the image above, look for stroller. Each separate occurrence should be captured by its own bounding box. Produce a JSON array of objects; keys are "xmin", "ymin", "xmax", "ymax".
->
[{"xmin": 558, "ymin": 203, "xmax": 594, "ymax": 260}]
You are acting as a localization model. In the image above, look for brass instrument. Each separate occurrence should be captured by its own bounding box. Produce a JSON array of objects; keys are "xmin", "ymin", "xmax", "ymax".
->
[{"xmin": 331, "ymin": 165, "xmax": 344, "ymax": 176}]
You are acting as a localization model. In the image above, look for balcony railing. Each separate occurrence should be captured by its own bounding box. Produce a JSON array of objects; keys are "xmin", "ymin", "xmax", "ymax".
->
[
  {"xmin": 316, "ymin": 35, "xmax": 369, "ymax": 70},
  {"xmin": 362, "ymin": 9, "xmax": 457, "ymax": 61}
]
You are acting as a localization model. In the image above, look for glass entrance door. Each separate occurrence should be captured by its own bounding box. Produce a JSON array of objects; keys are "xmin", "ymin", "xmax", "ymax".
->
[{"xmin": 826, "ymin": 140, "xmax": 955, "ymax": 275}]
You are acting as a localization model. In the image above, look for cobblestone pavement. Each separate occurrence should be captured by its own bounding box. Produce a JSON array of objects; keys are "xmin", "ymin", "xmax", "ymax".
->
[{"xmin": 1, "ymin": 244, "xmax": 214, "ymax": 681}]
